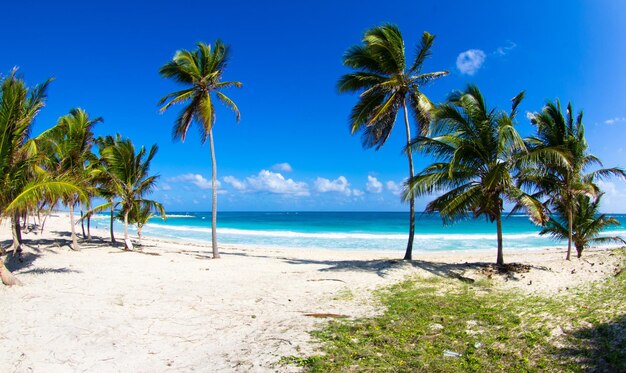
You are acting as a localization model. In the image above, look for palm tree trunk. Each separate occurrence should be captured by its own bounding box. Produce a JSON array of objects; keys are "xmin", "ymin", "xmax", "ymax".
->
[
  {"xmin": 209, "ymin": 129, "xmax": 220, "ymax": 259},
  {"xmin": 496, "ymin": 210, "xmax": 504, "ymax": 266},
  {"xmin": 11, "ymin": 212, "xmax": 23, "ymax": 253},
  {"xmin": 69, "ymin": 201, "xmax": 80, "ymax": 251},
  {"xmin": 110, "ymin": 200, "xmax": 116, "ymax": 243},
  {"xmin": 138, "ymin": 226, "xmax": 143, "ymax": 245},
  {"xmin": 0, "ymin": 259, "xmax": 21, "ymax": 286},
  {"xmin": 123, "ymin": 209, "xmax": 131, "ymax": 250},
  {"xmin": 80, "ymin": 208, "xmax": 86, "ymax": 238},
  {"xmin": 87, "ymin": 215, "xmax": 91, "ymax": 240},
  {"xmin": 402, "ymin": 101, "xmax": 416, "ymax": 261},
  {"xmin": 566, "ymin": 205, "xmax": 573, "ymax": 261}
]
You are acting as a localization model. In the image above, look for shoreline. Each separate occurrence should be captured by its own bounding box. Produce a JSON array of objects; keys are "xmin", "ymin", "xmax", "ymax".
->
[{"xmin": 1, "ymin": 214, "xmax": 624, "ymax": 371}]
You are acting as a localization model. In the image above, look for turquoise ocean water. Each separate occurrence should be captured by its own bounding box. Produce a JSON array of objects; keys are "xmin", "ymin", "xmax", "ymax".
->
[{"xmin": 91, "ymin": 212, "xmax": 626, "ymax": 253}]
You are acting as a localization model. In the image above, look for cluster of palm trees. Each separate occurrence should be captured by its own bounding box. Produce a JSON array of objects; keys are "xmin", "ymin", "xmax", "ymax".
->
[
  {"xmin": 0, "ymin": 69, "xmax": 164, "ymax": 286},
  {"xmin": 340, "ymin": 24, "xmax": 625, "ymax": 265}
]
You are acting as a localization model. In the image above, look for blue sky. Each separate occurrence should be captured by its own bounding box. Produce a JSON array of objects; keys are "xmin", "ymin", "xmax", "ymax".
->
[{"xmin": 2, "ymin": 0, "xmax": 626, "ymax": 212}]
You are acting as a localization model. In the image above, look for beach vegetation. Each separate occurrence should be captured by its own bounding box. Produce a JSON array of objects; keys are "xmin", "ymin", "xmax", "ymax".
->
[
  {"xmin": 98, "ymin": 137, "xmax": 165, "ymax": 250},
  {"xmin": 37, "ymin": 108, "xmax": 102, "ymax": 251},
  {"xmin": 338, "ymin": 24, "xmax": 448, "ymax": 261},
  {"xmin": 404, "ymin": 85, "xmax": 547, "ymax": 265},
  {"xmin": 540, "ymin": 193, "xmax": 625, "ymax": 258},
  {"xmin": 158, "ymin": 40, "xmax": 242, "ymax": 259},
  {"xmin": 0, "ymin": 70, "xmax": 85, "ymax": 285},
  {"xmin": 284, "ymin": 249, "xmax": 626, "ymax": 372}
]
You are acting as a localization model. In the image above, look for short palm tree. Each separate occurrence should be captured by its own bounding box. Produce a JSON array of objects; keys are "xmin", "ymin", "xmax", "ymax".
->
[
  {"xmin": 524, "ymin": 100, "xmax": 626, "ymax": 260},
  {"xmin": 540, "ymin": 193, "xmax": 625, "ymax": 258},
  {"xmin": 0, "ymin": 70, "xmax": 84, "ymax": 286},
  {"xmin": 158, "ymin": 40, "xmax": 242, "ymax": 259},
  {"xmin": 127, "ymin": 200, "xmax": 157, "ymax": 245},
  {"xmin": 405, "ymin": 85, "xmax": 546, "ymax": 265},
  {"xmin": 99, "ymin": 137, "xmax": 165, "ymax": 249},
  {"xmin": 338, "ymin": 24, "xmax": 448, "ymax": 260}
]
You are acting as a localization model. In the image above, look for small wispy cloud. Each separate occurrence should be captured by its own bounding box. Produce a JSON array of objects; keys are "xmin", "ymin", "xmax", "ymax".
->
[
  {"xmin": 604, "ymin": 117, "xmax": 626, "ymax": 125},
  {"xmin": 223, "ymin": 170, "xmax": 309, "ymax": 197},
  {"xmin": 272, "ymin": 162, "xmax": 293, "ymax": 173},
  {"xmin": 494, "ymin": 40, "xmax": 517, "ymax": 56},
  {"xmin": 167, "ymin": 173, "xmax": 220, "ymax": 190},
  {"xmin": 456, "ymin": 49, "xmax": 486, "ymax": 75},
  {"xmin": 314, "ymin": 176, "xmax": 352, "ymax": 196},
  {"xmin": 386, "ymin": 180, "xmax": 403, "ymax": 196}
]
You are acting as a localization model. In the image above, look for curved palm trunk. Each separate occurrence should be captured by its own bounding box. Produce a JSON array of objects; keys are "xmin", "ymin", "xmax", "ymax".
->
[
  {"xmin": 123, "ymin": 209, "xmax": 131, "ymax": 250},
  {"xmin": 80, "ymin": 208, "xmax": 86, "ymax": 238},
  {"xmin": 11, "ymin": 212, "xmax": 23, "ymax": 253},
  {"xmin": 566, "ymin": 205, "xmax": 573, "ymax": 261},
  {"xmin": 496, "ymin": 210, "xmax": 504, "ymax": 266},
  {"xmin": 402, "ymin": 101, "xmax": 416, "ymax": 261},
  {"xmin": 209, "ymin": 129, "xmax": 220, "ymax": 259},
  {"xmin": 0, "ymin": 259, "xmax": 21, "ymax": 286},
  {"xmin": 69, "ymin": 201, "xmax": 80, "ymax": 251},
  {"xmin": 87, "ymin": 215, "xmax": 91, "ymax": 240},
  {"xmin": 110, "ymin": 200, "xmax": 116, "ymax": 243}
]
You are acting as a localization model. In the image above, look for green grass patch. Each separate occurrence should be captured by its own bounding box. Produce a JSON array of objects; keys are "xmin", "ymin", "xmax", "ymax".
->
[{"xmin": 283, "ymin": 249, "xmax": 626, "ymax": 372}]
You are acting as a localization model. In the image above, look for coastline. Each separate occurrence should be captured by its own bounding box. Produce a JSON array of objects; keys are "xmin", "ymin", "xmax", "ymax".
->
[{"xmin": 1, "ymin": 213, "xmax": 623, "ymax": 371}]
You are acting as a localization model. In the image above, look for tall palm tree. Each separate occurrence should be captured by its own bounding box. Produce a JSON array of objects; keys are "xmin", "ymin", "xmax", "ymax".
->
[
  {"xmin": 338, "ymin": 24, "xmax": 448, "ymax": 260},
  {"xmin": 94, "ymin": 134, "xmax": 123, "ymax": 243},
  {"xmin": 158, "ymin": 40, "xmax": 242, "ymax": 259},
  {"xmin": 38, "ymin": 108, "xmax": 102, "ymax": 251},
  {"xmin": 405, "ymin": 85, "xmax": 546, "ymax": 265},
  {"xmin": 540, "ymin": 193, "xmax": 625, "ymax": 258},
  {"xmin": 99, "ymin": 137, "xmax": 165, "ymax": 249},
  {"xmin": 0, "ymin": 70, "xmax": 84, "ymax": 286},
  {"xmin": 524, "ymin": 100, "xmax": 626, "ymax": 260}
]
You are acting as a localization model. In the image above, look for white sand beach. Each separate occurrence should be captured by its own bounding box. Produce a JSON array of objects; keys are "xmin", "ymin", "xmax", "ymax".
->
[{"xmin": 1, "ymin": 214, "xmax": 623, "ymax": 372}]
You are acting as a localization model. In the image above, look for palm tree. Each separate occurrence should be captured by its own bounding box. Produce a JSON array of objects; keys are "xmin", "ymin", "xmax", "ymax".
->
[
  {"xmin": 540, "ymin": 193, "xmax": 625, "ymax": 258},
  {"xmin": 0, "ymin": 70, "xmax": 84, "ymax": 286},
  {"xmin": 524, "ymin": 100, "xmax": 626, "ymax": 260},
  {"xmin": 38, "ymin": 108, "xmax": 102, "ymax": 251},
  {"xmin": 405, "ymin": 85, "xmax": 546, "ymax": 265},
  {"xmin": 158, "ymin": 40, "xmax": 242, "ymax": 259},
  {"xmin": 99, "ymin": 137, "xmax": 165, "ymax": 249},
  {"xmin": 338, "ymin": 24, "xmax": 448, "ymax": 260},
  {"xmin": 127, "ymin": 200, "xmax": 158, "ymax": 245},
  {"xmin": 94, "ymin": 134, "xmax": 123, "ymax": 243}
]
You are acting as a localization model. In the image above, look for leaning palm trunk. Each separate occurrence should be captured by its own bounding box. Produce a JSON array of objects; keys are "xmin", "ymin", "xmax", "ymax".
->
[
  {"xmin": 209, "ymin": 129, "xmax": 219, "ymax": 259},
  {"xmin": 566, "ymin": 205, "xmax": 573, "ymax": 260},
  {"xmin": 80, "ymin": 208, "xmax": 86, "ymax": 238},
  {"xmin": 123, "ymin": 209, "xmax": 131, "ymax": 250},
  {"xmin": 402, "ymin": 102, "xmax": 416, "ymax": 260},
  {"xmin": 496, "ymin": 210, "xmax": 504, "ymax": 266},
  {"xmin": 0, "ymin": 259, "xmax": 21, "ymax": 286},
  {"xmin": 11, "ymin": 212, "xmax": 23, "ymax": 252},
  {"xmin": 68, "ymin": 200, "xmax": 80, "ymax": 251},
  {"xmin": 109, "ymin": 200, "xmax": 116, "ymax": 243}
]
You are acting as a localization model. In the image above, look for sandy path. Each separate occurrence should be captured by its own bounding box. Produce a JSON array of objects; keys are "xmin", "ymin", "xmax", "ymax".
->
[{"xmin": 0, "ymin": 214, "xmax": 622, "ymax": 372}]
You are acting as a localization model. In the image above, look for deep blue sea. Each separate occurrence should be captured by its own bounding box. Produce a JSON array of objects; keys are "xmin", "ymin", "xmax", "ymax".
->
[{"xmin": 91, "ymin": 211, "xmax": 626, "ymax": 253}]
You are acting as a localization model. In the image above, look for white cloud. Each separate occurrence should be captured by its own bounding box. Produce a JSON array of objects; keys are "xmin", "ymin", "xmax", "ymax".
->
[
  {"xmin": 526, "ymin": 111, "xmax": 535, "ymax": 121},
  {"xmin": 352, "ymin": 189, "xmax": 364, "ymax": 197},
  {"xmin": 272, "ymin": 162, "xmax": 293, "ymax": 173},
  {"xmin": 456, "ymin": 49, "xmax": 486, "ymax": 75},
  {"xmin": 161, "ymin": 183, "xmax": 172, "ymax": 191},
  {"xmin": 167, "ymin": 173, "xmax": 220, "ymax": 190},
  {"xmin": 597, "ymin": 180, "xmax": 626, "ymax": 213},
  {"xmin": 604, "ymin": 117, "xmax": 626, "ymax": 125},
  {"xmin": 314, "ymin": 176, "xmax": 352, "ymax": 196},
  {"xmin": 366, "ymin": 175, "xmax": 383, "ymax": 193},
  {"xmin": 495, "ymin": 41, "xmax": 517, "ymax": 56},
  {"xmin": 246, "ymin": 170, "xmax": 309, "ymax": 196},
  {"xmin": 223, "ymin": 175, "xmax": 246, "ymax": 191},
  {"xmin": 386, "ymin": 180, "xmax": 403, "ymax": 196}
]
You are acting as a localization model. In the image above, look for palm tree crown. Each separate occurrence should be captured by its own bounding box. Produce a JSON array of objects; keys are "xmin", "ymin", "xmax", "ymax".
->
[
  {"xmin": 338, "ymin": 24, "xmax": 448, "ymax": 260},
  {"xmin": 405, "ymin": 85, "xmax": 546, "ymax": 265},
  {"xmin": 158, "ymin": 40, "xmax": 242, "ymax": 259}
]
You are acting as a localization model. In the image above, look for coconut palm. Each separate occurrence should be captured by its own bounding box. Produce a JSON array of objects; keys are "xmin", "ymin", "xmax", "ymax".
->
[
  {"xmin": 94, "ymin": 134, "xmax": 123, "ymax": 243},
  {"xmin": 524, "ymin": 100, "xmax": 626, "ymax": 260},
  {"xmin": 338, "ymin": 24, "xmax": 448, "ymax": 260},
  {"xmin": 99, "ymin": 137, "xmax": 165, "ymax": 249},
  {"xmin": 127, "ymin": 200, "xmax": 157, "ymax": 245},
  {"xmin": 158, "ymin": 40, "xmax": 242, "ymax": 259},
  {"xmin": 405, "ymin": 85, "xmax": 547, "ymax": 265},
  {"xmin": 38, "ymin": 108, "xmax": 102, "ymax": 251},
  {"xmin": 0, "ymin": 70, "xmax": 84, "ymax": 286},
  {"xmin": 540, "ymin": 193, "xmax": 625, "ymax": 258}
]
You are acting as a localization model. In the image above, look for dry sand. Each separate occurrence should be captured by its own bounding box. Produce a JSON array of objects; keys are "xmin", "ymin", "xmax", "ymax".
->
[{"xmin": 0, "ymin": 214, "xmax": 623, "ymax": 372}]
